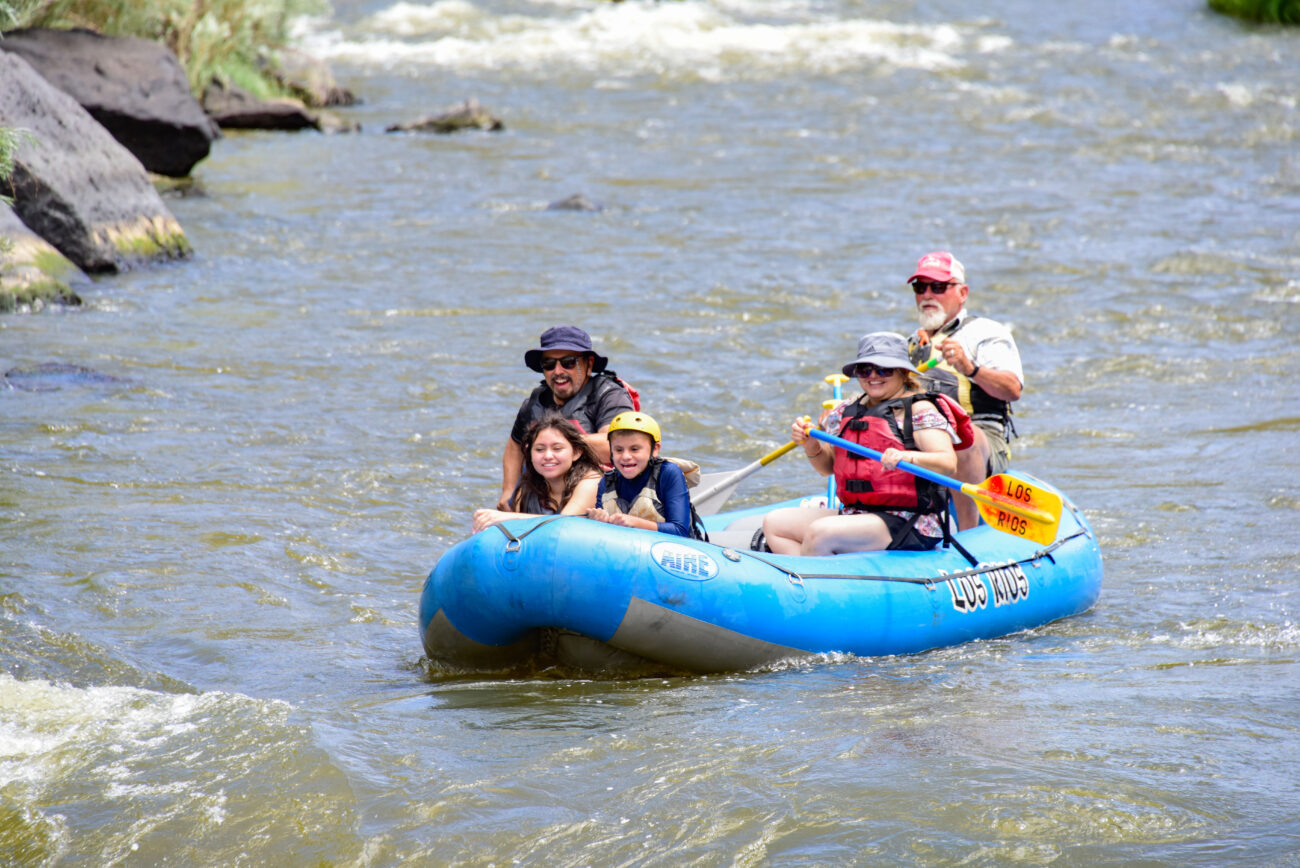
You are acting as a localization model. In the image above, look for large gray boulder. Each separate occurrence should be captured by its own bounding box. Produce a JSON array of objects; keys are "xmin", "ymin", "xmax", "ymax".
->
[
  {"xmin": 0, "ymin": 27, "xmax": 220, "ymax": 177},
  {"xmin": 0, "ymin": 203, "xmax": 87, "ymax": 313},
  {"xmin": 0, "ymin": 52, "xmax": 191, "ymax": 273}
]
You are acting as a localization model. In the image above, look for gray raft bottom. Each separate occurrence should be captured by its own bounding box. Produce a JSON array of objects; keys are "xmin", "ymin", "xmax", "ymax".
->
[{"xmin": 425, "ymin": 596, "xmax": 810, "ymax": 675}]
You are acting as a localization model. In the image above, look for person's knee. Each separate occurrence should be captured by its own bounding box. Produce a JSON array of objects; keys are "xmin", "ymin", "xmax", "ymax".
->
[
  {"xmin": 801, "ymin": 521, "xmax": 831, "ymax": 556},
  {"xmin": 763, "ymin": 508, "xmax": 807, "ymax": 550},
  {"xmin": 762, "ymin": 508, "xmax": 791, "ymax": 538}
]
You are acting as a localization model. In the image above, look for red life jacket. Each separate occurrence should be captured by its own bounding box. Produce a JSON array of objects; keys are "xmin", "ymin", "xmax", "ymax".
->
[{"xmin": 832, "ymin": 395, "xmax": 948, "ymax": 513}]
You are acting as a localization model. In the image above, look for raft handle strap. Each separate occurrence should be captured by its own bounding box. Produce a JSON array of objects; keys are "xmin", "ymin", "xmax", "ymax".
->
[{"xmin": 493, "ymin": 514, "xmax": 565, "ymax": 551}]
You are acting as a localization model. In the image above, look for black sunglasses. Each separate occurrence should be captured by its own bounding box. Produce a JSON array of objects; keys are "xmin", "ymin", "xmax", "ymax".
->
[
  {"xmin": 911, "ymin": 280, "xmax": 958, "ymax": 295},
  {"xmin": 854, "ymin": 364, "xmax": 898, "ymax": 378},
  {"xmin": 541, "ymin": 355, "xmax": 583, "ymax": 372}
]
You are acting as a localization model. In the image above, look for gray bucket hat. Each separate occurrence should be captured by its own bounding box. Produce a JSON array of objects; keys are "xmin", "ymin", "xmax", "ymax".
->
[{"xmin": 842, "ymin": 331, "xmax": 921, "ymax": 378}]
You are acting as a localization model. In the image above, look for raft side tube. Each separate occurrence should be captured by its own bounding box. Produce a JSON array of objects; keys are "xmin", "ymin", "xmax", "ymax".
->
[
  {"xmin": 421, "ymin": 517, "xmax": 640, "ymax": 651},
  {"xmin": 609, "ymin": 596, "xmax": 813, "ymax": 672},
  {"xmin": 422, "ymin": 608, "xmax": 540, "ymax": 669}
]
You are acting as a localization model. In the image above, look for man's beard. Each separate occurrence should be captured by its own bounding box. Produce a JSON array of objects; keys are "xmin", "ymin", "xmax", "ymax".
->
[{"xmin": 918, "ymin": 307, "xmax": 948, "ymax": 332}]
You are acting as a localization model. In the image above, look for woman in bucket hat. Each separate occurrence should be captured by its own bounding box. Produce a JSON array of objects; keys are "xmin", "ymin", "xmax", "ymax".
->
[{"xmin": 761, "ymin": 332, "xmax": 961, "ymax": 555}]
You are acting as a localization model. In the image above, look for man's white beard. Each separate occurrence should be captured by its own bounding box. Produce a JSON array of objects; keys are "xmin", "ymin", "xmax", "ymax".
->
[{"xmin": 918, "ymin": 307, "xmax": 948, "ymax": 332}]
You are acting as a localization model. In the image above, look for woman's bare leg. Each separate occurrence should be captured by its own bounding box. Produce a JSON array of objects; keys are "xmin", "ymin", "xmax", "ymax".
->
[
  {"xmin": 762, "ymin": 506, "xmax": 837, "ymax": 555},
  {"xmin": 801, "ymin": 513, "xmax": 893, "ymax": 555}
]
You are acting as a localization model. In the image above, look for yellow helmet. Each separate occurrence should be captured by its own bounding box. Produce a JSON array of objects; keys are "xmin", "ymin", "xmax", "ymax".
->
[{"xmin": 607, "ymin": 411, "xmax": 661, "ymax": 444}]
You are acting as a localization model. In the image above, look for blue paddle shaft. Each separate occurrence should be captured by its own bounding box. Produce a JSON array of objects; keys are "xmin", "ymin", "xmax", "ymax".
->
[{"xmin": 808, "ymin": 427, "xmax": 963, "ymax": 494}]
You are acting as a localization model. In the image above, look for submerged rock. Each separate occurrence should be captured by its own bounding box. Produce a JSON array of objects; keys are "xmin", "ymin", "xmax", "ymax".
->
[
  {"xmin": 0, "ymin": 52, "xmax": 190, "ymax": 274},
  {"xmin": 546, "ymin": 193, "xmax": 603, "ymax": 212},
  {"xmin": 386, "ymin": 98, "xmax": 504, "ymax": 134},
  {"xmin": 3, "ymin": 362, "xmax": 125, "ymax": 392},
  {"xmin": 315, "ymin": 109, "xmax": 362, "ymax": 135},
  {"xmin": 0, "ymin": 27, "xmax": 220, "ymax": 178}
]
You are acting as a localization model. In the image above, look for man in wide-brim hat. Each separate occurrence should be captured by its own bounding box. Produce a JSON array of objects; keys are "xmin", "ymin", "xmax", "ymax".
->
[{"xmin": 498, "ymin": 326, "xmax": 636, "ymax": 510}]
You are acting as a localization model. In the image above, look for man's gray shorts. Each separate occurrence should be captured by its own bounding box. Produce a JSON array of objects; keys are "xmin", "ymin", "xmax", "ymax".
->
[{"xmin": 980, "ymin": 422, "xmax": 1011, "ymax": 476}]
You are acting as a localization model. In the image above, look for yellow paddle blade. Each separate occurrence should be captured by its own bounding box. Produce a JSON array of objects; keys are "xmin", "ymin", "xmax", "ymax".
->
[{"xmin": 963, "ymin": 474, "xmax": 1063, "ymax": 545}]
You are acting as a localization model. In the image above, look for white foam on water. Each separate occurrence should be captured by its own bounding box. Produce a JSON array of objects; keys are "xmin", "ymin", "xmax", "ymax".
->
[
  {"xmin": 297, "ymin": 0, "xmax": 972, "ymax": 80},
  {"xmin": 1216, "ymin": 82, "xmax": 1254, "ymax": 108},
  {"xmin": 0, "ymin": 674, "xmax": 289, "ymax": 840},
  {"xmin": 3, "ymin": 673, "xmax": 251, "ymax": 765}
]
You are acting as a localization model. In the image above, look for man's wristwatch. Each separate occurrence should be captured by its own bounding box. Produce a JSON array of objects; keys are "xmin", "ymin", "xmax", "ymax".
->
[{"xmin": 968, "ymin": 364, "xmax": 981, "ymax": 378}]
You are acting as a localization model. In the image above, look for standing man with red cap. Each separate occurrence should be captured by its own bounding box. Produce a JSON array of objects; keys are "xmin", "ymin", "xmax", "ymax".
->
[
  {"xmin": 905, "ymin": 251, "xmax": 1023, "ymax": 530},
  {"xmin": 498, "ymin": 326, "xmax": 636, "ymax": 510}
]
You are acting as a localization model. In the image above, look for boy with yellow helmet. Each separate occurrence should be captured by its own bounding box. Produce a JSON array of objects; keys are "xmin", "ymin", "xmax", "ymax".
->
[{"xmin": 586, "ymin": 411, "xmax": 699, "ymax": 538}]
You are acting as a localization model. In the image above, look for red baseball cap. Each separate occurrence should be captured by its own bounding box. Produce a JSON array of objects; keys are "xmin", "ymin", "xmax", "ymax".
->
[{"xmin": 908, "ymin": 251, "xmax": 966, "ymax": 284}]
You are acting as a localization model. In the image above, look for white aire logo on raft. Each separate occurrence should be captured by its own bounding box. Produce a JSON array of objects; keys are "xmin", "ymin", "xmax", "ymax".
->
[{"xmin": 651, "ymin": 542, "xmax": 719, "ymax": 581}]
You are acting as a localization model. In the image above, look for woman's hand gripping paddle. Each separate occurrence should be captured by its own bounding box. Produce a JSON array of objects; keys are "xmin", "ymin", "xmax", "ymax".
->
[
  {"xmin": 806, "ymin": 427, "xmax": 1062, "ymax": 544},
  {"xmin": 692, "ymin": 440, "xmax": 800, "ymax": 516}
]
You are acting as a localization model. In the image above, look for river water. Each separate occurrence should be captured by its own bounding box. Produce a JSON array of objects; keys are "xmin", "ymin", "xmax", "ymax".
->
[{"xmin": 3, "ymin": 0, "xmax": 1299, "ymax": 864}]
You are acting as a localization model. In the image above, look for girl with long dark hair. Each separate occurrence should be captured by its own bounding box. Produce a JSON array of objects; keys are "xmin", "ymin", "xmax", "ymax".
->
[{"xmin": 473, "ymin": 412, "xmax": 602, "ymax": 532}]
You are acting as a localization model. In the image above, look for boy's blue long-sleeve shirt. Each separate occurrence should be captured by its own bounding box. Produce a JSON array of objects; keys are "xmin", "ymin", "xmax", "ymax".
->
[{"xmin": 595, "ymin": 459, "xmax": 692, "ymax": 537}]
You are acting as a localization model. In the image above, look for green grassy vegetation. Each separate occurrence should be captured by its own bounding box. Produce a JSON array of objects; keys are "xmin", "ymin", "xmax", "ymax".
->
[
  {"xmin": 8, "ymin": 0, "xmax": 330, "ymax": 97},
  {"xmin": 0, "ymin": 278, "xmax": 81, "ymax": 313},
  {"xmin": 1209, "ymin": 0, "xmax": 1300, "ymax": 23},
  {"xmin": 31, "ymin": 247, "xmax": 78, "ymax": 279},
  {"xmin": 112, "ymin": 225, "xmax": 191, "ymax": 260},
  {"xmin": 0, "ymin": 240, "xmax": 83, "ymax": 313},
  {"xmin": 1, "ymin": 2, "xmax": 17, "ymax": 213},
  {"xmin": 0, "ymin": 127, "xmax": 15, "ymax": 211}
]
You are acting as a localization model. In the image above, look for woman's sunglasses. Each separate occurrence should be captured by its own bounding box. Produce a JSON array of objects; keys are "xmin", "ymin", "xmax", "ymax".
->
[
  {"xmin": 541, "ymin": 355, "xmax": 583, "ymax": 372},
  {"xmin": 854, "ymin": 364, "xmax": 898, "ymax": 378},
  {"xmin": 911, "ymin": 280, "xmax": 958, "ymax": 295}
]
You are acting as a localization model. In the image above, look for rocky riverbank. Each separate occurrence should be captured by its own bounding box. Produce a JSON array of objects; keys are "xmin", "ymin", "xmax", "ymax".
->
[{"xmin": 0, "ymin": 26, "xmax": 357, "ymax": 313}]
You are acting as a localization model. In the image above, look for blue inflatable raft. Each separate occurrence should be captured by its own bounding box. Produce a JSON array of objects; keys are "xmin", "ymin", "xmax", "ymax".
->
[{"xmin": 419, "ymin": 472, "xmax": 1102, "ymax": 675}]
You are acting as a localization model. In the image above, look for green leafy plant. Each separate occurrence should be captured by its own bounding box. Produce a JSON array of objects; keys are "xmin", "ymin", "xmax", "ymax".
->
[
  {"xmin": 1, "ymin": 0, "xmax": 23, "ymax": 217},
  {"xmin": 1209, "ymin": 0, "xmax": 1300, "ymax": 23},
  {"xmin": 1, "ymin": 126, "xmax": 20, "ymax": 209}
]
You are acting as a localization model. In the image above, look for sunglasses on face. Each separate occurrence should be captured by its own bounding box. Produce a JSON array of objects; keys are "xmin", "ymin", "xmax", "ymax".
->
[
  {"xmin": 541, "ymin": 355, "xmax": 583, "ymax": 372},
  {"xmin": 911, "ymin": 280, "xmax": 958, "ymax": 295},
  {"xmin": 855, "ymin": 364, "xmax": 898, "ymax": 378}
]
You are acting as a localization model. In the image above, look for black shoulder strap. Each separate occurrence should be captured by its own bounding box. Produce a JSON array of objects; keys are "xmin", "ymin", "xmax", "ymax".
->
[
  {"xmin": 865, "ymin": 396, "xmax": 913, "ymax": 447},
  {"xmin": 689, "ymin": 503, "xmax": 709, "ymax": 542},
  {"xmin": 645, "ymin": 456, "xmax": 664, "ymax": 485}
]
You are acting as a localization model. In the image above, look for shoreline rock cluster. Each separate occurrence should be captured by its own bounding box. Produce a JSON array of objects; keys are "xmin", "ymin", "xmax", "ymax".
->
[{"xmin": 0, "ymin": 27, "xmax": 358, "ymax": 313}]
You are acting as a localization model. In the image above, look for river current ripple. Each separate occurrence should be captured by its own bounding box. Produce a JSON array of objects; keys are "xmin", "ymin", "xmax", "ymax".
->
[{"xmin": 2, "ymin": 0, "xmax": 1298, "ymax": 864}]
